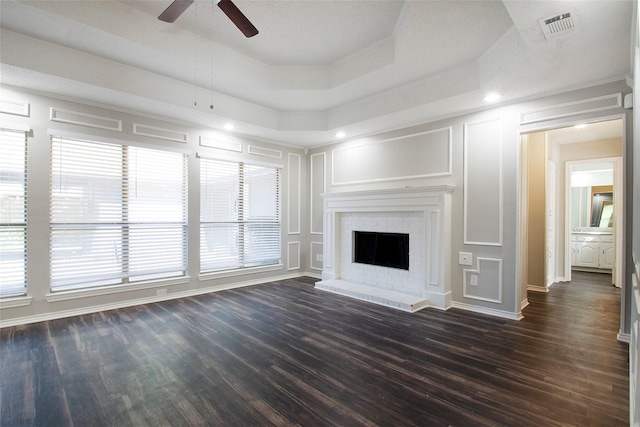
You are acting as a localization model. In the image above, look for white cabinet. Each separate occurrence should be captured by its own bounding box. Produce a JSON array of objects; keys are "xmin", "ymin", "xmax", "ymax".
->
[
  {"xmin": 575, "ymin": 241, "xmax": 599, "ymax": 267},
  {"xmin": 571, "ymin": 233, "xmax": 613, "ymax": 270},
  {"xmin": 599, "ymin": 235, "xmax": 614, "ymax": 269}
]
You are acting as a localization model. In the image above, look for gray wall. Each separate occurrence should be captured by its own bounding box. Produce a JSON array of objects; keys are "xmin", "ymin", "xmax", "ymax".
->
[
  {"xmin": 0, "ymin": 79, "xmax": 632, "ymax": 327},
  {"xmin": 309, "ymin": 80, "xmax": 632, "ymax": 320}
]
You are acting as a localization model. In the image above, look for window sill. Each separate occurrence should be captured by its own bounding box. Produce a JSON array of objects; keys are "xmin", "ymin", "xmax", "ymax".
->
[
  {"xmin": 199, "ymin": 264, "xmax": 284, "ymax": 281},
  {"xmin": 0, "ymin": 295, "xmax": 32, "ymax": 309},
  {"xmin": 46, "ymin": 276, "xmax": 191, "ymax": 303}
]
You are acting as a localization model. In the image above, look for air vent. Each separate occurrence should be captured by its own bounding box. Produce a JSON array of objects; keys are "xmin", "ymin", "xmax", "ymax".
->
[{"xmin": 538, "ymin": 9, "xmax": 579, "ymax": 41}]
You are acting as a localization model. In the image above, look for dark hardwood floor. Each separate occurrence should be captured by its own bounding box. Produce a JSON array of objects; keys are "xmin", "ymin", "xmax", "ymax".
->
[{"xmin": 1, "ymin": 272, "xmax": 628, "ymax": 426}]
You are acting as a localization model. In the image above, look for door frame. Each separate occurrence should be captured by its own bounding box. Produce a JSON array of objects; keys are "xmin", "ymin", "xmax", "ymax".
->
[
  {"xmin": 564, "ymin": 156, "xmax": 623, "ymax": 286},
  {"xmin": 517, "ymin": 112, "xmax": 628, "ymax": 335}
]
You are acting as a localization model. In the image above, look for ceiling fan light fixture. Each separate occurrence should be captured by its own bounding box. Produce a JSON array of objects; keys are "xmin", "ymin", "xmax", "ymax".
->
[
  {"xmin": 158, "ymin": 0, "xmax": 258, "ymax": 38},
  {"xmin": 158, "ymin": 0, "xmax": 194, "ymax": 23}
]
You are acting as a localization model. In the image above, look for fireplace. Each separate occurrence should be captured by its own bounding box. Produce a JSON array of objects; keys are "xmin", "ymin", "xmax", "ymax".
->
[{"xmin": 315, "ymin": 186, "xmax": 454, "ymax": 312}]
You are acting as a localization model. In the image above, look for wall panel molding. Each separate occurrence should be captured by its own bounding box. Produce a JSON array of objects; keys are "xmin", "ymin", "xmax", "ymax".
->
[
  {"xmin": 463, "ymin": 257, "xmax": 503, "ymax": 303},
  {"xmin": 287, "ymin": 242, "xmax": 301, "ymax": 271},
  {"xmin": 520, "ymin": 93, "xmax": 622, "ymax": 125},
  {"xmin": 51, "ymin": 107, "xmax": 122, "ymax": 132},
  {"xmin": 249, "ymin": 145, "xmax": 282, "ymax": 159},
  {"xmin": 133, "ymin": 123, "xmax": 187, "ymax": 143},
  {"xmin": 463, "ymin": 118, "xmax": 503, "ymax": 246},
  {"xmin": 288, "ymin": 153, "xmax": 301, "ymax": 235},
  {"xmin": 199, "ymin": 136, "xmax": 242, "ymax": 152},
  {"xmin": 331, "ymin": 127, "xmax": 452, "ymax": 186},
  {"xmin": 0, "ymin": 99, "xmax": 30, "ymax": 117},
  {"xmin": 310, "ymin": 242, "xmax": 323, "ymax": 271},
  {"xmin": 310, "ymin": 152, "xmax": 326, "ymax": 235}
]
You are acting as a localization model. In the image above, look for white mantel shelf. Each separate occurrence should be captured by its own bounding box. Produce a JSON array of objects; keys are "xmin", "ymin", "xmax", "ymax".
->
[{"xmin": 316, "ymin": 185, "xmax": 455, "ymax": 313}]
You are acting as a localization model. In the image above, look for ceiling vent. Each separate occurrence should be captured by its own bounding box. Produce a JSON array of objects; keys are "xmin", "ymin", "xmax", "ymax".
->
[{"xmin": 538, "ymin": 9, "xmax": 579, "ymax": 41}]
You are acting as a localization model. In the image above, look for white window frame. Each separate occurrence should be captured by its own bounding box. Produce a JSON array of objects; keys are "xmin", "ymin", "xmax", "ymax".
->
[
  {"xmin": 0, "ymin": 129, "xmax": 28, "ymax": 298},
  {"xmin": 199, "ymin": 155, "xmax": 282, "ymax": 274},
  {"xmin": 49, "ymin": 135, "xmax": 189, "ymax": 292}
]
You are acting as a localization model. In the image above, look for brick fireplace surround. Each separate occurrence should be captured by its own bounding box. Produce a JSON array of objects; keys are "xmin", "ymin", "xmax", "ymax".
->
[{"xmin": 315, "ymin": 186, "xmax": 455, "ymax": 312}]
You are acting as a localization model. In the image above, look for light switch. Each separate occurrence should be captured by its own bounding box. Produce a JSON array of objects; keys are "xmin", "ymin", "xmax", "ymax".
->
[{"xmin": 470, "ymin": 274, "xmax": 479, "ymax": 286}]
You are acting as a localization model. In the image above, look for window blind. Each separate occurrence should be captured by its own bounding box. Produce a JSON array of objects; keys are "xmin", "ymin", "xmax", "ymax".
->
[
  {"xmin": 0, "ymin": 130, "xmax": 28, "ymax": 297},
  {"xmin": 50, "ymin": 136, "xmax": 187, "ymax": 291},
  {"xmin": 200, "ymin": 158, "xmax": 281, "ymax": 273}
]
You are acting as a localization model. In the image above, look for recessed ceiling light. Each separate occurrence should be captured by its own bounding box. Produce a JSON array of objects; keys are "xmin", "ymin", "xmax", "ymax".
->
[
  {"xmin": 574, "ymin": 124, "xmax": 588, "ymax": 129},
  {"xmin": 335, "ymin": 131, "xmax": 346, "ymax": 138},
  {"xmin": 224, "ymin": 123, "xmax": 235, "ymax": 131},
  {"xmin": 484, "ymin": 93, "xmax": 501, "ymax": 103}
]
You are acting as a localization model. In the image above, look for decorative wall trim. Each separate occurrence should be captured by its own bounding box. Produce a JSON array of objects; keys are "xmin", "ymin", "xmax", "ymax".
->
[
  {"xmin": 310, "ymin": 152, "xmax": 326, "ymax": 235},
  {"xmin": 463, "ymin": 257, "xmax": 503, "ymax": 303},
  {"xmin": 199, "ymin": 136, "xmax": 242, "ymax": 152},
  {"xmin": 0, "ymin": 272, "xmax": 306, "ymax": 329},
  {"xmin": 463, "ymin": 118, "xmax": 503, "ymax": 246},
  {"xmin": 133, "ymin": 123, "xmax": 188, "ymax": 143},
  {"xmin": 248, "ymin": 145, "xmax": 282, "ymax": 159},
  {"xmin": 288, "ymin": 242, "xmax": 301, "ymax": 271},
  {"xmin": 310, "ymin": 242, "xmax": 323, "ymax": 271},
  {"xmin": 288, "ymin": 153, "xmax": 301, "ymax": 235},
  {"xmin": 51, "ymin": 107, "xmax": 122, "ymax": 132},
  {"xmin": 519, "ymin": 93, "xmax": 622, "ymax": 125},
  {"xmin": 0, "ymin": 99, "xmax": 30, "ymax": 117},
  {"xmin": 331, "ymin": 127, "xmax": 452, "ymax": 186},
  {"xmin": 0, "ymin": 123, "xmax": 31, "ymax": 133}
]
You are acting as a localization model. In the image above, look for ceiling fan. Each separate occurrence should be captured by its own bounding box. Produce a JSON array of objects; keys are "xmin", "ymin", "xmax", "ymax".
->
[{"xmin": 158, "ymin": 0, "xmax": 259, "ymax": 38}]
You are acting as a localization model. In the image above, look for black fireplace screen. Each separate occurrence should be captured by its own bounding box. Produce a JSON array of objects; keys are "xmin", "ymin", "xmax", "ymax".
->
[{"xmin": 353, "ymin": 231, "xmax": 409, "ymax": 270}]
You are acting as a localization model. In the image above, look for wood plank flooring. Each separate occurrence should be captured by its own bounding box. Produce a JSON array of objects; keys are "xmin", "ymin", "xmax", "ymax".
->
[{"xmin": 0, "ymin": 271, "xmax": 628, "ymax": 426}]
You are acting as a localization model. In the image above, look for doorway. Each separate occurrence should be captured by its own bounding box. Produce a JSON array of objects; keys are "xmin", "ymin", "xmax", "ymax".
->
[{"xmin": 520, "ymin": 118, "xmax": 624, "ymax": 294}]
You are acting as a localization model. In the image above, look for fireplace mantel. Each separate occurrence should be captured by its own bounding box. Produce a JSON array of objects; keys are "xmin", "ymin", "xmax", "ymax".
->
[{"xmin": 315, "ymin": 185, "xmax": 455, "ymax": 312}]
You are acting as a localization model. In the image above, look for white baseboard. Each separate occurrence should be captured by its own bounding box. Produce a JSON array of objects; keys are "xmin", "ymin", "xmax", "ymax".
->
[
  {"xmin": 617, "ymin": 331, "xmax": 630, "ymax": 343},
  {"xmin": 303, "ymin": 271, "xmax": 322, "ymax": 280},
  {"xmin": 527, "ymin": 285, "xmax": 549, "ymax": 293},
  {"xmin": 451, "ymin": 301, "xmax": 523, "ymax": 321},
  {"xmin": 0, "ymin": 272, "xmax": 310, "ymax": 329}
]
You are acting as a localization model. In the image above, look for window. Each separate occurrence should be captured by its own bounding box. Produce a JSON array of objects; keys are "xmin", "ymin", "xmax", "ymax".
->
[
  {"xmin": 50, "ymin": 136, "xmax": 187, "ymax": 291},
  {"xmin": 0, "ymin": 129, "xmax": 28, "ymax": 297},
  {"xmin": 200, "ymin": 158, "xmax": 281, "ymax": 273}
]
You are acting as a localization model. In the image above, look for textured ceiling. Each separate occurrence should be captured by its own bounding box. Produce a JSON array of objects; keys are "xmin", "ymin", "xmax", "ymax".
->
[{"xmin": 0, "ymin": 0, "xmax": 634, "ymax": 147}]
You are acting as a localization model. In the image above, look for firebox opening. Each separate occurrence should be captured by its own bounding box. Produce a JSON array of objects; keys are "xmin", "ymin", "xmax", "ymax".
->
[{"xmin": 353, "ymin": 231, "xmax": 409, "ymax": 270}]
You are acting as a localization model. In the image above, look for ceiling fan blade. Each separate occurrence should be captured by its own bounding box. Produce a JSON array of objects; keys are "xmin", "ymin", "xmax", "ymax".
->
[
  {"xmin": 217, "ymin": 0, "xmax": 259, "ymax": 38},
  {"xmin": 158, "ymin": 0, "xmax": 194, "ymax": 23}
]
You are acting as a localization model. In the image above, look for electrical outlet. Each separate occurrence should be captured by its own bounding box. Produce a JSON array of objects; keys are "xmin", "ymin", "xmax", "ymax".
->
[
  {"xmin": 459, "ymin": 252, "xmax": 472, "ymax": 266},
  {"xmin": 470, "ymin": 274, "xmax": 479, "ymax": 286}
]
